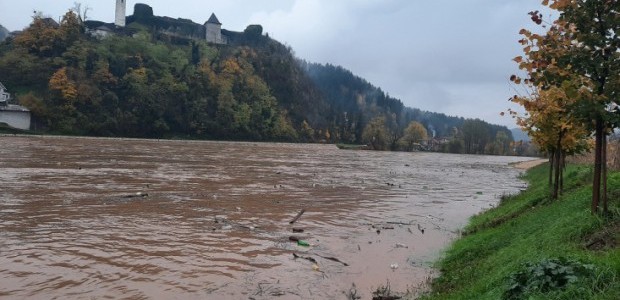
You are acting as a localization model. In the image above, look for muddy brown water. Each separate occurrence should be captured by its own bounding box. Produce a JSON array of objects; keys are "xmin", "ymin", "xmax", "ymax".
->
[{"xmin": 0, "ymin": 135, "xmax": 533, "ymax": 299}]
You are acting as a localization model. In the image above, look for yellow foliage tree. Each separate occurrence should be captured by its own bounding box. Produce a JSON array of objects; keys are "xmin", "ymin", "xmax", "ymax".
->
[
  {"xmin": 49, "ymin": 67, "xmax": 78, "ymax": 104},
  {"xmin": 510, "ymin": 8, "xmax": 593, "ymax": 199},
  {"xmin": 13, "ymin": 14, "xmax": 61, "ymax": 56},
  {"xmin": 400, "ymin": 121, "xmax": 428, "ymax": 151}
]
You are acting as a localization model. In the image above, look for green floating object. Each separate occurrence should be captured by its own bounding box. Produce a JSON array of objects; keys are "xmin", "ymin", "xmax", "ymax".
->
[{"xmin": 297, "ymin": 240, "xmax": 310, "ymax": 247}]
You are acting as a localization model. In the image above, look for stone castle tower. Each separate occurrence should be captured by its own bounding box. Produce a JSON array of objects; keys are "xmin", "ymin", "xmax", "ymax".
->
[
  {"xmin": 205, "ymin": 13, "xmax": 224, "ymax": 44},
  {"xmin": 115, "ymin": 0, "xmax": 126, "ymax": 27}
]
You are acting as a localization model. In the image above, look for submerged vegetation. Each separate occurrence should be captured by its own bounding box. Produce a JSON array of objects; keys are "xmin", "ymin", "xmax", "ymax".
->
[{"xmin": 422, "ymin": 163, "xmax": 619, "ymax": 299}]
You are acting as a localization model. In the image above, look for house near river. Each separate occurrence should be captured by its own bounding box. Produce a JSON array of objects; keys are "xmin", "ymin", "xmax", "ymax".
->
[{"xmin": 0, "ymin": 82, "xmax": 31, "ymax": 130}]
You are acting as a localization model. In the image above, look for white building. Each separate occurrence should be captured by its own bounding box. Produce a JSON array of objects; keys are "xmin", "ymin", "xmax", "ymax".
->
[
  {"xmin": 0, "ymin": 82, "xmax": 31, "ymax": 130},
  {"xmin": 91, "ymin": 25, "xmax": 114, "ymax": 39},
  {"xmin": 0, "ymin": 81, "xmax": 9, "ymax": 104}
]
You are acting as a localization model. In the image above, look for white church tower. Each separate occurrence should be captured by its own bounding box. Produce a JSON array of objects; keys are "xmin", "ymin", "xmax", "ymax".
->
[{"xmin": 115, "ymin": 0, "xmax": 126, "ymax": 27}]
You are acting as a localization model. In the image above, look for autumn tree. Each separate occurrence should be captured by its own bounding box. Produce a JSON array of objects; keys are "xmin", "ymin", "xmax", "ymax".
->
[
  {"xmin": 362, "ymin": 116, "xmax": 389, "ymax": 150},
  {"xmin": 400, "ymin": 121, "xmax": 428, "ymax": 151},
  {"xmin": 512, "ymin": 0, "xmax": 619, "ymax": 211},
  {"xmin": 555, "ymin": 0, "xmax": 620, "ymax": 214},
  {"xmin": 300, "ymin": 120, "xmax": 315, "ymax": 142},
  {"xmin": 13, "ymin": 13, "xmax": 62, "ymax": 57},
  {"xmin": 511, "ymin": 83, "xmax": 590, "ymax": 199},
  {"xmin": 385, "ymin": 112, "xmax": 404, "ymax": 151}
]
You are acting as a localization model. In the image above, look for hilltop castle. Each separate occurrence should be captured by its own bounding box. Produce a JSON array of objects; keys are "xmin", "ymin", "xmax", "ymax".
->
[{"xmin": 101, "ymin": 0, "xmax": 228, "ymax": 44}]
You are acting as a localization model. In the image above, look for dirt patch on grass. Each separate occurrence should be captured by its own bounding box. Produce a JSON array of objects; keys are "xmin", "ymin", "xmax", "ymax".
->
[{"xmin": 584, "ymin": 221, "xmax": 619, "ymax": 251}]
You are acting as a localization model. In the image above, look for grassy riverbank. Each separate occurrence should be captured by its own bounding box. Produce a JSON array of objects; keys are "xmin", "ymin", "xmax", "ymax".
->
[{"xmin": 421, "ymin": 163, "xmax": 620, "ymax": 299}]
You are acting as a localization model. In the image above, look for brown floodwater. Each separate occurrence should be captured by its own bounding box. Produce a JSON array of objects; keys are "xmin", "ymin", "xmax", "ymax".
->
[{"xmin": 0, "ymin": 135, "xmax": 533, "ymax": 299}]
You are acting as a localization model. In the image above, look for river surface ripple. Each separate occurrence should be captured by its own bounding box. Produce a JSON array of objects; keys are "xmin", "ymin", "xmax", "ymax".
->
[{"xmin": 0, "ymin": 136, "xmax": 533, "ymax": 299}]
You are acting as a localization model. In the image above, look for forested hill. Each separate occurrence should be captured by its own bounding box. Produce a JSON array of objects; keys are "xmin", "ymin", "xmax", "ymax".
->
[
  {"xmin": 301, "ymin": 62, "xmax": 517, "ymax": 154},
  {"xmin": 0, "ymin": 10, "xmax": 518, "ymax": 155},
  {"xmin": 302, "ymin": 62, "xmax": 469, "ymax": 138}
]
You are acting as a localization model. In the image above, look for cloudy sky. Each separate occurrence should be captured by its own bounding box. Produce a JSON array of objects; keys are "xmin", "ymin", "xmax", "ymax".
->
[{"xmin": 0, "ymin": 0, "xmax": 553, "ymax": 128}]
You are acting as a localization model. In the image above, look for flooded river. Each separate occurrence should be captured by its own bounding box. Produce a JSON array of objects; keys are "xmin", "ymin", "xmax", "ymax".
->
[{"xmin": 0, "ymin": 136, "xmax": 533, "ymax": 299}]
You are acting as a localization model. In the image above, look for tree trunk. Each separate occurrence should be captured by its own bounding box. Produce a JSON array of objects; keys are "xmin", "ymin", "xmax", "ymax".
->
[
  {"xmin": 602, "ymin": 132, "xmax": 608, "ymax": 214},
  {"xmin": 592, "ymin": 117, "xmax": 603, "ymax": 214},
  {"xmin": 560, "ymin": 152, "xmax": 565, "ymax": 194},
  {"xmin": 549, "ymin": 153, "xmax": 554, "ymax": 187},
  {"xmin": 552, "ymin": 135, "xmax": 562, "ymax": 200}
]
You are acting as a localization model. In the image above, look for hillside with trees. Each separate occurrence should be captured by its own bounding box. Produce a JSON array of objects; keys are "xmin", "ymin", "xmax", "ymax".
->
[
  {"xmin": 302, "ymin": 62, "xmax": 517, "ymax": 154},
  {"xmin": 0, "ymin": 8, "xmax": 519, "ymax": 155}
]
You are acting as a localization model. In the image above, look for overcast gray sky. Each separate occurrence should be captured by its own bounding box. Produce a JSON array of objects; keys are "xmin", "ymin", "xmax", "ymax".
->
[{"xmin": 0, "ymin": 0, "xmax": 552, "ymax": 128}]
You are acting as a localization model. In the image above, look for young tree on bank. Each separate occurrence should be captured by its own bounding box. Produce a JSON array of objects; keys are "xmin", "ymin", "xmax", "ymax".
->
[{"xmin": 511, "ymin": 0, "xmax": 619, "ymax": 213}]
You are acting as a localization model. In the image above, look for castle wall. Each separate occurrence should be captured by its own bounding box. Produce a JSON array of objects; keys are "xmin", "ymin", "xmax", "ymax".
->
[{"xmin": 115, "ymin": 0, "xmax": 126, "ymax": 27}]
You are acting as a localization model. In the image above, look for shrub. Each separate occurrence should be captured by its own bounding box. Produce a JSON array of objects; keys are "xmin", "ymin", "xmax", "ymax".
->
[{"xmin": 503, "ymin": 257, "xmax": 595, "ymax": 299}]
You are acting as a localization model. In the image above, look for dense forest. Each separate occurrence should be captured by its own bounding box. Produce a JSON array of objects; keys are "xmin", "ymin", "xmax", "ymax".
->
[{"xmin": 0, "ymin": 8, "xmax": 524, "ymax": 155}]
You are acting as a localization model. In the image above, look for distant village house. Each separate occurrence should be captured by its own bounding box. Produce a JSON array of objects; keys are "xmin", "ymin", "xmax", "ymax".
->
[
  {"xmin": 0, "ymin": 82, "xmax": 9, "ymax": 103},
  {"xmin": 0, "ymin": 82, "xmax": 31, "ymax": 130}
]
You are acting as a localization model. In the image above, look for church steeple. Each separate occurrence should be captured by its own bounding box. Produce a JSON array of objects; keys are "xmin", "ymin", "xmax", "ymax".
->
[{"xmin": 115, "ymin": 0, "xmax": 126, "ymax": 27}]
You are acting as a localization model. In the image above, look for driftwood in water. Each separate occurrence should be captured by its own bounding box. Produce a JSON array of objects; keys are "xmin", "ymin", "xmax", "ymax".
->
[
  {"xmin": 292, "ymin": 253, "xmax": 317, "ymax": 264},
  {"xmin": 293, "ymin": 252, "xmax": 349, "ymax": 266},
  {"xmin": 372, "ymin": 296, "xmax": 401, "ymax": 300},
  {"xmin": 417, "ymin": 224, "xmax": 425, "ymax": 234},
  {"xmin": 122, "ymin": 192, "xmax": 148, "ymax": 199},
  {"xmin": 386, "ymin": 221, "xmax": 412, "ymax": 226},
  {"xmin": 289, "ymin": 208, "xmax": 306, "ymax": 224},
  {"xmin": 314, "ymin": 253, "xmax": 349, "ymax": 266}
]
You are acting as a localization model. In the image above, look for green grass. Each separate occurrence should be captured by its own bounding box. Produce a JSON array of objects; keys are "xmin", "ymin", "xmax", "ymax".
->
[{"xmin": 421, "ymin": 164, "xmax": 620, "ymax": 300}]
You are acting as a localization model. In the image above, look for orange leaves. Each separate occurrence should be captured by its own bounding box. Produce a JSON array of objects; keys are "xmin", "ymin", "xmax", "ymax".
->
[
  {"xmin": 548, "ymin": 0, "xmax": 573, "ymax": 11},
  {"xmin": 14, "ymin": 16, "xmax": 62, "ymax": 56},
  {"xmin": 49, "ymin": 67, "xmax": 77, "ymax": 101},
  {"xmin": 221, "ymin": 58, "xmax": 242, "ymax": 75}
]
